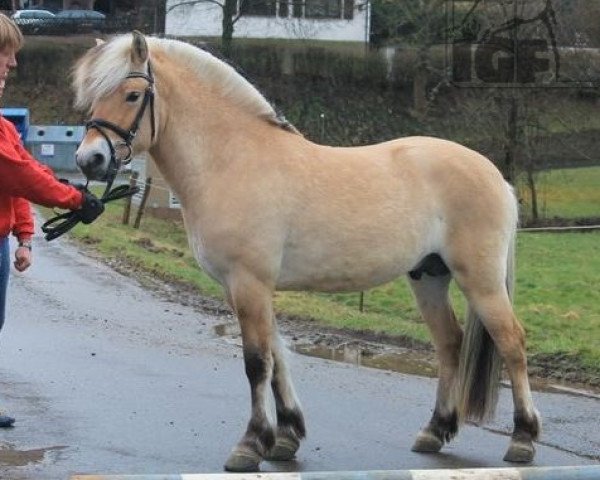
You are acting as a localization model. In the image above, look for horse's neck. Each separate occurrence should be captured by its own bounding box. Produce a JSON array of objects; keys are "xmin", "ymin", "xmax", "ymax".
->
[{"xmin": 150, "ymin": 80, "xmax": 269, "ymax": 206}]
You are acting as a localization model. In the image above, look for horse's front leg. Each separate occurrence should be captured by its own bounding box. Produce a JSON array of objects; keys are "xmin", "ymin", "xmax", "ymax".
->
[
  {"xmin": 224, "ymin": 272, "xmax": 276, "ymax": 472},
  {"xmin": 266, "ymin": 332, "xmax": 306, "ymax": 461}
]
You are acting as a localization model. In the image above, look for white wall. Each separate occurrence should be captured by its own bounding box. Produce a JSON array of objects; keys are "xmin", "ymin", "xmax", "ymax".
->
[{"xmin": 166, "ymin": 0, "xmax": 370, "ymax": 43}]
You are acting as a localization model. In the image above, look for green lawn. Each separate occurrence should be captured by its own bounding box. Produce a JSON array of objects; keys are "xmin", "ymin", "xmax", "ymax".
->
[
  {"xmin": 517, "ymin": 166, "xmax": 600, "ymax": 220},
  {"xmin": 50, "ymin": 195, "xmax": 600, "ymax": 377}
]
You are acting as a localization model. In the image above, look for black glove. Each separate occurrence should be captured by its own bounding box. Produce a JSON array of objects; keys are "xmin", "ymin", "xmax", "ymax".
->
[
  {"xmin": 77, "ymin": 191, "xmax": 105, "ymax": 224},
  {"xmin": 59, "ymin": 178, "xmax": 87, "ymax": 191}
]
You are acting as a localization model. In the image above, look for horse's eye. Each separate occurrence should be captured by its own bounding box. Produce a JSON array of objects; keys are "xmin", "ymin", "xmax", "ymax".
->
[{"xmin": 126, "ymin": 92, "xmax": 141, "ymax": 103}]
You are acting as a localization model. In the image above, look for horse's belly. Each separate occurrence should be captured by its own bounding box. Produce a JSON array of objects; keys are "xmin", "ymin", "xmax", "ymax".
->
[
  {"xmin": 276, "ymin": 216, "xmax": 439, "ymax": 292},
  {"xmin": 276, "ymin": 248, "xmax": 416, "ymax": 292}
]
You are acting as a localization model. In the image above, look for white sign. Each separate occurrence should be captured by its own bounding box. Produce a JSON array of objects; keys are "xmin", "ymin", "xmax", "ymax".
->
[{"xmin": 40, "ymin": 144, "xmax": 54, "ymax": 156}]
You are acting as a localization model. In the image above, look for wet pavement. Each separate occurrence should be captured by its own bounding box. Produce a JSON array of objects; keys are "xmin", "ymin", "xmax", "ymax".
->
[{"xmin": 0, "ymin": 227, "xmax": 598, "ymax": 479}]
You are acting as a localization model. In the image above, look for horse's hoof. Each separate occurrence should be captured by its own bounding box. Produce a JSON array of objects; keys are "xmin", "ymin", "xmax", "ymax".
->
[
  {"xmin": 265, "ymin": 435, "xmax": 300, "ymax": 461},
  {"xmin": 224, "ymin": 448, "xmax": 262, "ymax": 472},
  {"xmin": 411, "ymin": 431, "xmax": 443, "ymax": 453},
  {"xmin": 503, "ymin": 441, "xmax": 535, "ymax": 463}
]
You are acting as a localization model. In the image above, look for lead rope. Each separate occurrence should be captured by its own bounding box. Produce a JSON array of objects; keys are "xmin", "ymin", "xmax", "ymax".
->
[{"xmin": 41, "ymin": 180, "xmax": 139, "ymax": 241}]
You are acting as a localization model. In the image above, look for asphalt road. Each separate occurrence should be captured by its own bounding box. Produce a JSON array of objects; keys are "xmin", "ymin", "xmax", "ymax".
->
[{"xmin": 0, "ymin": 227, "xmax": 598, "ymax": 479}]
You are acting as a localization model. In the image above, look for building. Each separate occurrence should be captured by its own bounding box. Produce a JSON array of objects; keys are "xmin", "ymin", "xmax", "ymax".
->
[{"xmin": 166, "ymin": 0, "xmax": 371, "ymax": 44}]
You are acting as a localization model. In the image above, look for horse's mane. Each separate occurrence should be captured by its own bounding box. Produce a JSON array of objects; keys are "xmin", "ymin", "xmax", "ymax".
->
[{"xmin": 73, "ymin": 34, "xmax": 299, "ymax": 133}]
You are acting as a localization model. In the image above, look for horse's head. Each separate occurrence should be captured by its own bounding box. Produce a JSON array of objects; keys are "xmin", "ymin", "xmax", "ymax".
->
[{"xmin": 74, "ymin": 31, "xmax": 156, "ymax": 181}]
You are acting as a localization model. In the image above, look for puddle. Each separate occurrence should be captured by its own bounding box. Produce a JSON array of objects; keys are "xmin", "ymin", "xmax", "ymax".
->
[
  {"xmin": 214, "ymin": 323, "xmax": 600, "ymax": 399},
  {"xmin": 214, "ymin": 322, "xmax": 436, "ymax": 378},
  {"xmin": 0, "ymin": 444, "xmax": 66, "ymax": 467},
  {"xmin": 292, "ymin": 343, "xmax": 437, "ymax": 378}
]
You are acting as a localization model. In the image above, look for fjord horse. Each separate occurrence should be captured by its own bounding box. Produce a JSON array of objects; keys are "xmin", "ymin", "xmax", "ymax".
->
[{"xmin": 72, "ymin": 32, "xmax": 540, "ymax": 471}]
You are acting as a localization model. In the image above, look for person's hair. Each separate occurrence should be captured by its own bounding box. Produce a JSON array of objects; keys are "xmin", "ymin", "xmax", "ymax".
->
[{"xmin": 0, "ymin": 13, "xmax": 23, "ymax": 52}]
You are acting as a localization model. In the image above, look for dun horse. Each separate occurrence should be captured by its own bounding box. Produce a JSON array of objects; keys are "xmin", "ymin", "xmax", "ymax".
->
[{"xmin": 73, "ymin": 32, "xmax": 540, "ymax": 471}]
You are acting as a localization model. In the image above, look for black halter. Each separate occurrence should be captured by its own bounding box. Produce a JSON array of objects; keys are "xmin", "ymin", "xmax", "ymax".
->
[
  {"xmin": 85, "ymin": 62, "xmax": 156, "ymax": 192},
  {"xmin": 41, "ymin": 64, "xmax": 155, "ymax": 242}
]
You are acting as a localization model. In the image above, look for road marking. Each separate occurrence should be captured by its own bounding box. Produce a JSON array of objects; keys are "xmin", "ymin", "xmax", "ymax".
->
[{"xmin": 71, "ymin": 465, "xmax": 600, "ymax": 480}]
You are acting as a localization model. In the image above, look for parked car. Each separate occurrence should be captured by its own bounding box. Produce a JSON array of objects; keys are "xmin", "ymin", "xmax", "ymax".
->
[
  {"xmin": 55, "ymin": 9, "xmax": 106, "ymax": 32},
  {"xmin": 11, "ymin": 9, "xmax": 56, "ymax": 34}
]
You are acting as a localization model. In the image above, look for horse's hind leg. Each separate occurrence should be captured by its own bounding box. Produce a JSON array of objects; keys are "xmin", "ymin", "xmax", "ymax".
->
[
  {"xmin": 464, "ymin": 287, "xmax": 540, "ymax": 462},
  {"xmin": 265, "ymin": 332, "xmax": 306, "ymax": 461},
  {"xmin": 409, "ymin": 272, "xmax": 463, "ymax": 453},
  {"xmin": 223, "ymin": 272, "xmax": 277, "ymax": 472},
  {"xmin": 452, "ymin": 249, "xmax": 541, "ymax": 463}
]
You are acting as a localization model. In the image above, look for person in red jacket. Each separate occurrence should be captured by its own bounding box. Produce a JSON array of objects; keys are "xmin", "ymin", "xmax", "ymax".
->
[{"xmin": 0, "ymin": 13, "xmax": 104, "ymax": 428}]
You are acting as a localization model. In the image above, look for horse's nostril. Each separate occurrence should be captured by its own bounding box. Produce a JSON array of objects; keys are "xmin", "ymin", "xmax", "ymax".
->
[{"xmin": 92, "ymin": 153, "xmax": 104, "ymax": 166}]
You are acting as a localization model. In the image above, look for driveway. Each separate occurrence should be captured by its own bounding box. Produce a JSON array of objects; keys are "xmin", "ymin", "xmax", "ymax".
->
[{"xmin": 0, "ymin": 225, "xmax": 598, "ymax": 479}]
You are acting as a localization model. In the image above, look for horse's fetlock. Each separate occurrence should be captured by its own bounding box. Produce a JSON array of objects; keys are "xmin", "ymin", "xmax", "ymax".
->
[
  {"xmin": 247, "ymin": 421, "xmax": 275, "ymax": 451},
  {"xmin": 261, "ymin": 427, "xmax": 276, "ymax": 452},
  {"xmin": 514, "ymin": 409, "xmax": 541, "ymax": 441},
  {"xmin": 429, "ymin": 409, "xmax": 458, "ymax": 443}
]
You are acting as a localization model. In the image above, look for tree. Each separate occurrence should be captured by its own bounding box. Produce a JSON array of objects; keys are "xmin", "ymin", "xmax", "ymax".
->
[{"xmin": 167, "ymin": 0, "xmax": 246, "ymax": 56}]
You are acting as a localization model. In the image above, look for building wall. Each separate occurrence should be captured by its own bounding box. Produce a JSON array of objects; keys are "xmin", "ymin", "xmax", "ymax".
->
[{"xmin": 166, "ymin": 0, "xmax": 370, "ymax": 43}]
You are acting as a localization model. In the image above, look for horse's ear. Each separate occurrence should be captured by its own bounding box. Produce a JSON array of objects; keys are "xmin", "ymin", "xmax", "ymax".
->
[
  {"xmin": 131, "ymin": 30, "xmax": 149, "ymax": 64},
  {"xmin": 95, "ymin": 38, "xmax": 105, "ymax": 46}
]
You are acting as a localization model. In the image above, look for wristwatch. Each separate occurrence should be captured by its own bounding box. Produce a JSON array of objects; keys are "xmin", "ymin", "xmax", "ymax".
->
[{"xmin": 18, "ymin": 241, "xmax": 32, "ymax": 251}]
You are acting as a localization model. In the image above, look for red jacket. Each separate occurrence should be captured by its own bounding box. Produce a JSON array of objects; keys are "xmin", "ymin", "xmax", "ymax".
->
[{"xmin": 0, "ymin": 116, "xmax": 84, "ymax": 240}]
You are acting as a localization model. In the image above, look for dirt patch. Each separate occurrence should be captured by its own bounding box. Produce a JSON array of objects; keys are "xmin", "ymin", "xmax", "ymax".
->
[
  {"xmin": 0, "ymin": 443, "xmax": 66, "ymax": 467},
  {"xmin": 132, "ymin": 237, "xmax": 168, "ymax": 254}
]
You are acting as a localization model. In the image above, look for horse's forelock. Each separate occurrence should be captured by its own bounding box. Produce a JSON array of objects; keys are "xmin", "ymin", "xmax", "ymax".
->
[{"xmin": 72, "ymin": 35, "xmax": 135, "ymax": 112}]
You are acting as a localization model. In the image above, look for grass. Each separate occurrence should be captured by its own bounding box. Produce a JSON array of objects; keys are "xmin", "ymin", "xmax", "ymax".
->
[
  {"xmin": 514, "ymin": 233, "xmax": 600, "ymax": 371},
  {"xmin": 41, "ymin": 181, "xmax": 600, "ymax": 378},
  {"xmin": 517, "ymin": 167, "xmax": 600, "ymax": 219}
]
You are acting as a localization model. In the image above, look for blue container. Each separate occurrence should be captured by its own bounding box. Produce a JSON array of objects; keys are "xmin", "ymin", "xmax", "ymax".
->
[
  {"xmin": 25, "ymin": 125, "xmax": 86, "ymax": 172},
  {"xmin": 1, "ymin": 107, "xmax": 30, "ymax": 142}
]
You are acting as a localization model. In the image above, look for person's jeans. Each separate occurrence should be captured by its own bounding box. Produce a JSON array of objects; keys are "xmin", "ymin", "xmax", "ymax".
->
[{"xmin": 0, "ymin": 236, "xmax": 9, "ymax": 332}]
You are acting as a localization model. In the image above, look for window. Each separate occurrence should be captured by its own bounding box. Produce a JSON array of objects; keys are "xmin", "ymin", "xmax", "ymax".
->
[
  {"xmin": 287, "ymin": 0, "xmax": 354, "ymax": 20},
  {"xmin": 343, "ymin": 0, "xmax": 354, "ymax": 20},
  {"xmin": 240, "ymin": 0, "xmax": 277, "ymax": 16},
  {"xmin": 238, "ymin": 0, "xmax": 355, "ymax": 19},
  {"xmin": 306, "ymin": 0, "xmax": 340, "ymax": 18},
  {"xmin": 292, "ymin": 0, "xmax": 303, "ymax": 18},
  {"xmin": 278, "ymin": 0, "xmax": 289, "ymax": 17}
]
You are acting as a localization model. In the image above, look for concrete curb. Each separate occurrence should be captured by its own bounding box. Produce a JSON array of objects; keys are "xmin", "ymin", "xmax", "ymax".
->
[{"xmin": 71, "ymin": 465, "xmax": 600, "ymax": 480}]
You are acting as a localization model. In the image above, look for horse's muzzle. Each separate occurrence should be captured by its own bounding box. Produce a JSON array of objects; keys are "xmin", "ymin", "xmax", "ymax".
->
[{"xmin": 76, "ymin": 146, "xmax": 109, "ymax": 181}]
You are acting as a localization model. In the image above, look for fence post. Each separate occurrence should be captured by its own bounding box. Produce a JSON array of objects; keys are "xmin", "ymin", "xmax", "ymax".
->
[
  {"xmin": 134, "ymin": 177, "xmax": 152, "ymax": 229},
  {"xmin": 359, "ymin": 291, "xmax": 364, "ymax": 312},
  {"xmin": 122, "ymin": 171, "xmax": 139, "ymax": 225}
]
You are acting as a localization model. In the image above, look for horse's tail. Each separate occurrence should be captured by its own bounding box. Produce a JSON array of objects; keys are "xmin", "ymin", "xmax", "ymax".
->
[{"xmin": 456, "ymin": 189, "xmax": 517, "ymax": 423}]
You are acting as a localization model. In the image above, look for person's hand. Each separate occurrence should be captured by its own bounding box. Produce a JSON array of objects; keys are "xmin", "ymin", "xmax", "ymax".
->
[
  {"xmin": 14, "ymin": 246, "xmax": 32, "ymax": 272},
  {"xmin": 76, "ymin": 191, "xmax": 105, "ymax": 224}
]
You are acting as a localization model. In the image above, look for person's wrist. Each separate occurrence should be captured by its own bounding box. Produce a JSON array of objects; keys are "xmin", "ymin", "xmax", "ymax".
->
[{"xmin": 18, "ymin": 240, "xmax": 32, "ymax": 251}]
